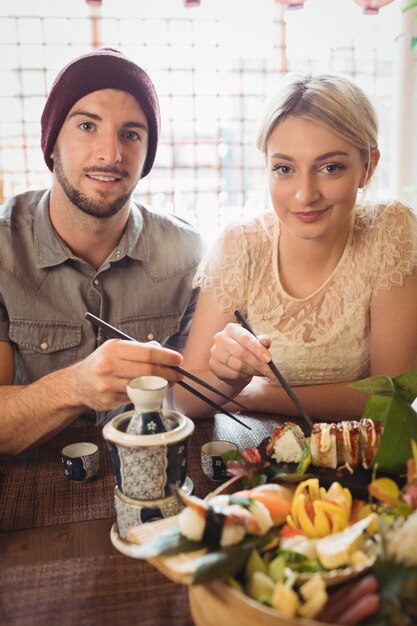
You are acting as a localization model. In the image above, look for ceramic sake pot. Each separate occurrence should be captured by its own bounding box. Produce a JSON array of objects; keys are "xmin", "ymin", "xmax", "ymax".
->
[
  {"xmin": 125, "ymin": 376, "xmax": 169, "ymax": 435},
  {"xmin": 102, "ymin": 406, "xmax": 195, "ymax": 501}
]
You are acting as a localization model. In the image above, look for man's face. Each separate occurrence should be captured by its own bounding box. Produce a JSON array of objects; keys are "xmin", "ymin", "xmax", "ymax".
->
[{"xmin": 51, "ymin": 89, "xmax": 149, "ymax": 218}]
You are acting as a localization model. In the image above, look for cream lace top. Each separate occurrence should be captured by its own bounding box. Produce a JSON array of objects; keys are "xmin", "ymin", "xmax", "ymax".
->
[{"xmin": 193, "ymin": 202, "xmax": 417, "ymax": 386}]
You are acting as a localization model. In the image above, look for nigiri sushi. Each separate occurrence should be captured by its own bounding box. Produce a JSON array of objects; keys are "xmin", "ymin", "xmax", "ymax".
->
[
  {"xmin": 232, "ymin": 484, "xmax": 293, "ymax": 525},
  {"xmin": 177, "ymin": 491, "xmax": 271, "ymax": 547},
  {"xmin": 209, "ymin": 493, "xmax": 273, "ymax": 535}
]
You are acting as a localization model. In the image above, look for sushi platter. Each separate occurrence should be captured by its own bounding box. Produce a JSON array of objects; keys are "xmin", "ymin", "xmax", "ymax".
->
[
  {"xmin": 125, "ymin": 475, "xmax": 386, "ymax": 626},
  {"xmin": 116, "ymin": 409, "xmax": 416, "ymax": 626}
]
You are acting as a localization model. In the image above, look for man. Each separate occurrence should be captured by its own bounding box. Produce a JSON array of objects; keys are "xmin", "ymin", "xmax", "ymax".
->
[{"xmin": 0, "ymin": 48, "xmax": 202, "ymax": 454}]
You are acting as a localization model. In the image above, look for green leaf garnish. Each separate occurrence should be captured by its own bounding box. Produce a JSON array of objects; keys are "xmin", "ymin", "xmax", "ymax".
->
[
  {"xmin": 275, "ymin": 549, "xmax": 327, "ymax": 573},
  {"xmin": 270, "ymin": 470, "xmax": 315, "ymax": 484},
  {"xmin": 132, "ymin": 521, "xmax": 279, "ymax": 586},
  {"xmin": 229, "ymin": 495, "xmax": 254, "ymax": 509},
  {"xmin": 296, "ymin": 444, "xmax": 312, "ymax": 476},
  {"xmin": 222, "ymin": 449, "xmax": 244, "ymax": 462},
  {"xmin": 193, "ymin": 528, "xmax": 278, "ymax": 584}
]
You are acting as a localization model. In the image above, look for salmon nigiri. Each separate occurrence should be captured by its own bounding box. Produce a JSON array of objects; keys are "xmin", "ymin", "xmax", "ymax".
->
[{"xmin": 233, "ymin": 484, "xmax": 294, "ymax": 525}]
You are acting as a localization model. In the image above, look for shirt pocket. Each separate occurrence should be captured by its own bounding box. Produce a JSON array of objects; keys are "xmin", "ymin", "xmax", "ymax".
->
[
  {"xmin": 119, "ymin": 312, "xmax": 180, "ymax": 345},
  {"xmin": 9, "ymin": 319, "xmax": 82, "ymax": 381}
]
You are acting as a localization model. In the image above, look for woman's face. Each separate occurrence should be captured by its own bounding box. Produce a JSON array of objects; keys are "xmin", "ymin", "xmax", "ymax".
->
[{"xmin": 266, "ymin": 115, "xmax": 375, "ymax": 243}]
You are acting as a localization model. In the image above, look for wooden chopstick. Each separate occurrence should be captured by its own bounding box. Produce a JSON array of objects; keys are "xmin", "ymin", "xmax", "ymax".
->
[
  {"xmin": 84, "ymin": 312, "xmax": 251, "ymax": 430},
  {"xmin": 234, "ymin": 309, "xmax": 313, "ymax": 430}
]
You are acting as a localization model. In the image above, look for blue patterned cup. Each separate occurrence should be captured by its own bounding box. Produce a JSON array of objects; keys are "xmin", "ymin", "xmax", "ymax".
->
[
  {"xmin": 102, "ymin": 408, "xmax": 195, "ymax": 501},
  {"xmin": 201, "ymin": 440, "xmax": 239, "ymax": 481},
  {"xmin": 62, "ymin": 442, "xmax": 99, "ymax": 482}
]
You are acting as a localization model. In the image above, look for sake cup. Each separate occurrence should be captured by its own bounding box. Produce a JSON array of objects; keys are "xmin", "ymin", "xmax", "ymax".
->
[
  {"xmin": 62, "ymin": 442, "xmax": 99, "ymax": 483},
  {"xmin": 201, "ymin": 440, "xmax": 239, "ymax": 481}
]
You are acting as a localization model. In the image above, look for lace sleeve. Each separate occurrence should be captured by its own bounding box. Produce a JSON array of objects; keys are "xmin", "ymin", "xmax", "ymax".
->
[
  {"xmin": 373, "ymin": 202, "xmax": 417, "ymax": 291},
  {"xmin": 193, "ymin": 222, "xmax": 251, "ymax": 313}
]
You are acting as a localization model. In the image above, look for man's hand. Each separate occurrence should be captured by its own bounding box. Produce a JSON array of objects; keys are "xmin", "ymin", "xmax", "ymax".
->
[{"xmin": 72, "ymin": 339, "xmax": 183, "ymax": 411}]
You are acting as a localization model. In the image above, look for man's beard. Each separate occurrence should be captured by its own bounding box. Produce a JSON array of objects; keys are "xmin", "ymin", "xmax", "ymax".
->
[{"xmin": 53, "ymin": 152, "xmax": 136, "ymax": 219}]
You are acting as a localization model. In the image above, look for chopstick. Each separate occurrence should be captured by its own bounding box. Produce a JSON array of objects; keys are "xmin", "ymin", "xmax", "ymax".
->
[
  {"xmin": 84, "ymin": 312, "xmax": 251, "ymax": 431},
  {"xmin": 234, "ymin": 309, "xmax": 313, "ymax": 430},
  {"xmin": 85, "ymin": 312, "xmax": 245, "ymax": 410}
]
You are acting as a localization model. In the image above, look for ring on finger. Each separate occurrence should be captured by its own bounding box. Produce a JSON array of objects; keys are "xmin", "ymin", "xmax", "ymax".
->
[{"xmin": 225, "ymin": 353, "xmax": 232, "ymax": 367}]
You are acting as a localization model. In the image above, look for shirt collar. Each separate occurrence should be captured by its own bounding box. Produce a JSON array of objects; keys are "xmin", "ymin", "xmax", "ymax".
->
[{"xmin": 34, "ymin": 192, "xmax": 148, "ymax": 269}]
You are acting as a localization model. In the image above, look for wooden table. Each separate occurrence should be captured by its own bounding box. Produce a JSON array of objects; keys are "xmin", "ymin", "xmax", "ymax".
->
[{"xmin": 0, "ymin": 412, "xmax": 284, "ymax": 626}]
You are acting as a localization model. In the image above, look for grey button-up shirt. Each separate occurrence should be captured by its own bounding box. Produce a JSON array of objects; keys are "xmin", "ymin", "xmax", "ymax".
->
[{"xmin": 0, "ymin": 190, "xmax": 202, "ymax": 415}]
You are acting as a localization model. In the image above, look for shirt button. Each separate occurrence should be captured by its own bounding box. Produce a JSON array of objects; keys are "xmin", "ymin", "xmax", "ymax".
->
[
  {"xmin": 93, "ymin": 279, "xmax": 99, "ymax": 286},
  {"xmin": 147, "ymin": 333, "xmax": 154, "ymax": 341},
  {"xmin": 40, "ymin": 342, "xmax": 49, "ymax": 350}
]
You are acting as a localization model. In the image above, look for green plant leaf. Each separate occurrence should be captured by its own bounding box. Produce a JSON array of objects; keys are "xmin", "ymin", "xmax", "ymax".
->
[
  {"xmin": 370, "ymin": 398, "xmax": 417, "ymax": 473},
  {"xmin": 350, "ymin": 370, "xmax": 417, "ymax": 473},
  {"xmin": 362, "ymin": 393, "xmax": 391, "ymax": 424},
  {"xmin": 133, "ymin": 526, "xmax": 206, "ymax": 558},
  {"xmin": 393, "ymin": 368, "xmax": 417, "ymax": 403},
  {"xmin": 350, "ymin": 375, "xmax": 395, "ymax": 396},
  {"xmin": 412, "ymin": 36, "xmax": 417, "ymax": 49}
]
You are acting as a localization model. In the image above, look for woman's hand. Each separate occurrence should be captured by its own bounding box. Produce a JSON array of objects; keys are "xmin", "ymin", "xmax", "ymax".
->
[{"xmin": 209, "ymin": 322, "xmax": 275, "ymax": 389}]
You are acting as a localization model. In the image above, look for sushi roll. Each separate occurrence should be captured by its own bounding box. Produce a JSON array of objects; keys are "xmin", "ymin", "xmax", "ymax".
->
[
  {"xmin": 359, "ymin": 419, "xmax": 383, "ymax": 469},
  {"xmin": 310, "ymin": 423, "xmax": 337, "ymax": 469},
  {"xmin": 335, "ymin": 421, "xmax": 361, "ymax": 469},
  {"xmin": 266, "ymin": 422, "xmax": 307, "ymax": 463}
]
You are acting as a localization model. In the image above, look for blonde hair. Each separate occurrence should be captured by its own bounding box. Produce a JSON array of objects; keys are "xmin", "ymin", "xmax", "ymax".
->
[{"xmin": 256, "ymin": 73, "xmax": 378, "ymax": 170}]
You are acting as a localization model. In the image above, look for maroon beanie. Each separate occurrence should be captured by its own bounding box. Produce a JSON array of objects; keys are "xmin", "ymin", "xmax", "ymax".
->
[{"xmin": 41, "ymin": 48, "xmax": 160, "ymax": 178}]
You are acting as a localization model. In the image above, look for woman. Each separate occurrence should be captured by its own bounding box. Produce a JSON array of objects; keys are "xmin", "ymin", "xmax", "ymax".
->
[{"xmin": 174, "ymin": 73, "xmax": 417, "ymax": 421}]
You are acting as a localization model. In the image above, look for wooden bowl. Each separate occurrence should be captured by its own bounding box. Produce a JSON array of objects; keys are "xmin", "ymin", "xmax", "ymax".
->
[{"xmin": 189, "ymin": 581, "xmax": 323, "ymax": 626}]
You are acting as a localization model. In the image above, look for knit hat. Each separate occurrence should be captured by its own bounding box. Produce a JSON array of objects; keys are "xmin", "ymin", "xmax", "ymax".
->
[{"xmin": 41, "ymin": 48, "xmax": 160, "ymax": 178}]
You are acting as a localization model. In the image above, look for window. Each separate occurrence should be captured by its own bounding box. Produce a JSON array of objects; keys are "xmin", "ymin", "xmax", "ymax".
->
[{"xmin": 0, "ymin": 0, "xmax": 407, "ymax": 243}]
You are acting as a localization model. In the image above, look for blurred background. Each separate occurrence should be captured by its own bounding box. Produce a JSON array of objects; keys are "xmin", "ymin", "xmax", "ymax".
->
[{"xmin": 0, "ymin": 0, "xmax": 416, "ymax": 243}]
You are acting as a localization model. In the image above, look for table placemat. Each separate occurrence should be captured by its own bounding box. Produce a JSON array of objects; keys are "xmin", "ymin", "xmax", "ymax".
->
[
  {"xmin": 0, "ymin": 422, "xmax": 115, "ymax": 532},
  {"xmin": 0, "ymin": 412, "xmax": 283, "ymax": 532}
]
